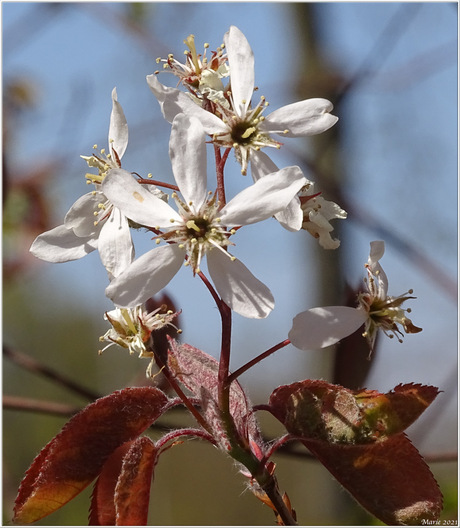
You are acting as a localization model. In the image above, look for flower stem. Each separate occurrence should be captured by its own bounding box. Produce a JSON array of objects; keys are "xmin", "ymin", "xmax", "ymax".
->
[
  {"xmin": 136, "ymin": 177, "xmax": 180, "ymax": 192},
  {"xmin": 214, "ymin": 145, "xmax": 226, "ymax": 208},
  {"xmin": 217, "ymin": 301, "xmax": 232, "ymax": 413},
  {"xmin": 228, "ymin": 339, "xmax": 291, "ymax": 384},
  {"xmin": 152, "ymin": 347, "xmax": 212, "ymax": 434}
]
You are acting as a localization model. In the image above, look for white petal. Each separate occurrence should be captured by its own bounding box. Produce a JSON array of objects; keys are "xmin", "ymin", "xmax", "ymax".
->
[
  {"xmin": 289, "ymin": 306, "xmax": 367, "ymax": 350},
  {"xmin": 169, "ymin": 114, "xmax": 207, "ymax": 210},
  {"xmin": 109, "ymin": 87, "xmax": 128, "ymax": 160},
  {"xmin": 30, "ymin": 224, "xmax": 97, "ymax": 263},
  {"xmin": 275, "ymin": 196, "xmax": 303, "ymax": 232},
  {"xmin": 368, "ymin": 240, "xmax": 388, "ymax": 297},
  {"xmin": 98, "ymin": 208, "xmax": 134, "ymax": 278},
  {"xmin": 369, "ymin": 240, "xmax": 385, "ymax": 263},
  {"xmin": 207, "ymin": 250, "xmax": 274, "ymax": 319},
  {"xmin": 249, "ymin": 150, "xmax": 279, "ymax": 182},
  {"xmin": 106, "ymin": 244, "xmax": 184, "ymax": 307},
  {"xmin": 263, "ymin": 99, "xmax": 338, "ymax": 137},
  {"xmin": 102, "ymin": 169, "xmax": 181, "ymax": 228},
  {"xmin": 64, "ymin": 192, "xmax": 103, "ymax": 237},
  {"xmin": 220, "ymin": 166, "xmax": 306, "ymax": 226},
  {"xmin": 224, "ymin": 26, "xmax": 254, "ymax": 118},
  {"xmin": 146, "ymin": 75, "xmax": 227, "ymax": 134}
]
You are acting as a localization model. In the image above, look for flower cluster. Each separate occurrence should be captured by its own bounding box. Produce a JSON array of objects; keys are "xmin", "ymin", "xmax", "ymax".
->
[
  {"xmin": 21, "ymin": 24, "xmax": 431, "ymax": 528},
  {"xmin": 29, "ymin": 25, "xmax": 420, "ymax": 357}
]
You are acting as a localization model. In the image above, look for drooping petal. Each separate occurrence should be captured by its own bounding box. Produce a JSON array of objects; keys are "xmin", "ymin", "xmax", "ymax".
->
[
  {"xmin": 368, "ymin": 240, "xmax": 388, "ymax": 298},
  {"xmin": 98, "ymin": 208, "xmax": 134, "ymax": 279},
  {"xmin": 169, "ymin": 114, "xmax": 207, "ymax": 210},
  {"xmin": 275, "ymin": 196, "xmax": 304, "ymax": 232},
  {"xmin": 64, "ymin": 192, "xmax": 104, "ymax": 237},
  {"xmin": 263, "ymin": 99, "xmax": 338, "ymax": 137},
  {"xmin": 249, "ymin": 151, "xmax": 304, "ymax": 231},
  {"xmin": 224, "ymin": 26, "xmax": 254, "ymax": 118},
  {"xmin": 102, "ymin": 169, "xmax": 181, "ymax": 228},
  {"xmin": 220, "ymin": 166, "xmax": 306, "ymax": 227},
  {"xmin": 109, "ymin": 88, "xmax": 128, "ymax": 160},
  {"xmin": 146, "ymin": 75, "xmax": 227, "ymax": 135},
  {"xmin": 105, "ymin": 244, "xmax": 184, "ymax": 307},
  {"xmin": 249, "ymin": 150, "xmax": 280, "ymax": 182},
  {"xmin": 289, "ymin": 306, "xmax": 368, "ymax": 350},
  {"xmin": 30, "ymin": 224, "xmax": 97, "ymax": 263},
  {"xmin": 207, "ymin": 250, "xmax": 274, "ymax": 319}
]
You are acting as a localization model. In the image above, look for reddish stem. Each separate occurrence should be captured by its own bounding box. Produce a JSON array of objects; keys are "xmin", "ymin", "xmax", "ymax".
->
[
  {"xmin": 155, "ymin": 427, "xmax": 217, "ymax": 453},
  {"xmin": 214, "ymin": 145, "xmax": 226, "ymax": 208},
  {"xmin": 136, "ymin": 178, "xmax": 180, "ymax": 192},
  {"xmin": 228, "ymin": 339, "xmax": 291, "ymax": 385},
  {"xmin": 153, "ymin": 348, "xmax": 212, "ymax": 434}
]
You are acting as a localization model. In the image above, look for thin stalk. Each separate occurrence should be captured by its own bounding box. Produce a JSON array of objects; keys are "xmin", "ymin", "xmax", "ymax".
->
[
  {"xmin": 217, "ymin": 301, "xmax": 232, "ymax": 414},
  {"xmin": 214, "ymin": 145, "xmax": 226, "ymax": 207},
  {"xmin": 228, "ymin": 339, "xmax": 291, "ymax": 384},
  {"xmin": 136, "ymin": 178, "xmax": 179, "ymax": 192},
  {"xmin": 152, "ymin": 347, "xmax": 212, "ymax": 435}
]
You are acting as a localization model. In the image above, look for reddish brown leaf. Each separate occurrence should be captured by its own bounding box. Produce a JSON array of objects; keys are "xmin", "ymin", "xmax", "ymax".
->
[
  {"xmin": 89, "ymin": 442, "xmax": 133, "ymax": 525},
  {"xmin": 115, "ymin": 436, "xmax": 158, "ymax": 525},
  {"xmin": 14, "ymin": 387, "xmax": 168, "ymax": 524},
  {"xmin": 167, "ymin": 338, "xmax": 261, "ymax": 450},
  {"xmin": 268, "ymin": 380, "xmax": 439, "ymax": 444},
  {"xmin": 303, "ymin": 434, "xmax": 443, "ymax": 525}
]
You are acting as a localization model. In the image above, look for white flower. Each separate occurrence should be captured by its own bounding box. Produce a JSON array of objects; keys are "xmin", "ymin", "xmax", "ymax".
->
[
  {"xmin": 99, "ymin": 304, "xmax": 179, "ymax": 376},
  {"xmin": 298, "ymin": 180, "xmax": 347, "ymax": 249},
  {"xmin": 250, "ymin": 150, "xmax": 347, "ymax": 238},
  {"xmin": 155, "ymin": 34, "xmax": 229, "ymax": 106},
  {"xmin": 147, "ymin": 25, "xmax": 338, "ymax": 176},
  {"xmin": 30, "ymin": 88, "xmax": 134, "ymax": 278},
  {"xmin": 102, "ymin": 114, "xmax": 307, "ymax": 319},
  {"xmin": 289, "ymin": 241, "xmax": 422, "ymax": 352}
]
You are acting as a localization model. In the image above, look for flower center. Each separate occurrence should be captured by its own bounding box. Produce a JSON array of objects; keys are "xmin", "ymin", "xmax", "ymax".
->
[
  {"xmin": 185, "ymin": 217, "xmax": 211, "ymax": 239},
  {"xmin": 157, "ymin": 192, "xmax": 235, "ymax": 273},
  {"xmin": 230, "ymin": 120, "xmax": 259, "ymax": 145}
]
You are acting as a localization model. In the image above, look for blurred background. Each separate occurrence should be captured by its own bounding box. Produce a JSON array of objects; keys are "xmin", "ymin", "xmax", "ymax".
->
[{"xmin": 3, "ymin": 2, "xmax": 457, "ymax": 525}]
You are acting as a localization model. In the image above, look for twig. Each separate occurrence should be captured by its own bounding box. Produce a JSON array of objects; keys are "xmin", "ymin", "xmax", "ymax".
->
[
  {"xmin": 3, "ymin": 395, "xmax": 81, "ymax": 417},
  {"xmin": 3, "ymin": 345, "xmax": 100, "ymax": 401}
]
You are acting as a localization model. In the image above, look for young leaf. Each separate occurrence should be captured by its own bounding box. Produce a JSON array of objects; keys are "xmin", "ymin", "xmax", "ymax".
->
[
  {"xmin": 90, "ymin": 442, "xmax": 133, "ymax": 525},
  {"xmin": 303, "ymin": 434, "xmax": 443, "ymax": 525},
  {"xmin": 14, "ymin": 387, "xmax": 169, "ymax": 524},
  {"xmin": 266, "ymin": 380, "xmax": 443, "ymax": 524},
  {"xmin": 167, "ymin": 338, "xmax": 261, "ymax": 450},
  {"xmin": 268, "ymin": 380, "xmax": 439, "ymax": 444},
  {"xmin": 114, "ymin": 436, "xmax": 158, "ymax": 525}
]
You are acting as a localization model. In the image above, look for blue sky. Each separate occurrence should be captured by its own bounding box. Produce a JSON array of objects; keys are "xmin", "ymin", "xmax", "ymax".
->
[{"xmin": 3, "ymin": 2, "xmax": 458, "ymax": 454}]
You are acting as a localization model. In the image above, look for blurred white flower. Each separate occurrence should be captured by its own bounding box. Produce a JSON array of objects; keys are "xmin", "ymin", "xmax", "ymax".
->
[
  {"xmin": 147, "ymin": 25, "xmax": 338, "ymax": 176},
  {"xmin": 30, "ymin": 88, "xmax": 134, "ymax": 278},
  {"xmin": 103, "ymin": 114, "xmax": 307, "ymax": 319},
  {"xmin": 298, "ymin": 181, "xmax": 347, "ymax": 249},
  {"xmin": 289, "ymin": 241, "xmax": 422, "ymax": 352}
]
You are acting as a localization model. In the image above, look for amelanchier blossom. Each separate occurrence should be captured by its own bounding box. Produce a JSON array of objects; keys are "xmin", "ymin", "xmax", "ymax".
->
[
  {"xmin": 103, "ymin": 114, "xmax": 307, "ymax": 319},
  {"xmin": 250, "ymin": 149, "xmax": 347, "ymax": 242},
  {"xmin": 99, "ymin": 304, "xmax": 179, "ymax": 377},
  {"xmin": 299, "ymin": 181, "xmax": 347, "ymax": 249},
  {"xmin": 30, "ymin": 88, "xmax": 134, "ymax": 278},
  {"xmin": 147, "ymin": 25, "xmax": 338, "ymax": 177},
  {"xmin": 155, "ymin": 34, "xmax": 229, "ymax": 108},
  {"xmin": 289, "ymin": 241, "xmax": 422, "ymax": 352}
]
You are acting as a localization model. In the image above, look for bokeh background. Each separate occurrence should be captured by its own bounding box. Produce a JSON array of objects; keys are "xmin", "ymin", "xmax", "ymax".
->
[{"xmin": 3, "ymin": 2, "xmax": 457, "ymax": 525}]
